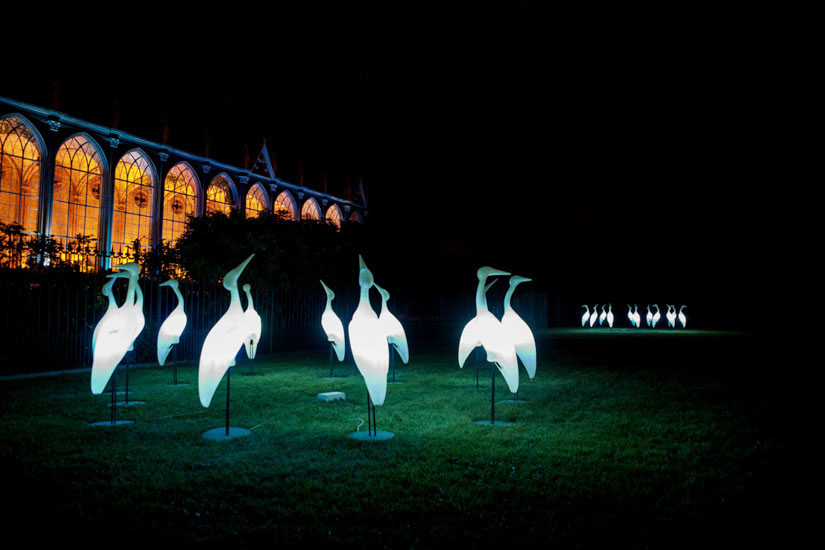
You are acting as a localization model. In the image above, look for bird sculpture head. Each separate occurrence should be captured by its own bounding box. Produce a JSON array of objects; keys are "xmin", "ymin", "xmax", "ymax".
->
[
  {"xmin": 509, "ymin": 275, "xmax": 532, "ymax": 287},
  {"xmin": 159, "ymin": 279, "xmax": 179, "ymax": 290},
  {"xmin": 374, "ymin": 283, "xmax": 390, "ymax": 303},
  {"xmin": 223, "ymin": 254, "xmax": 254, "ymax": 291},
  {"xmin": 243, "ymin": 283, "xmax": 251, "ymax": 293},
  {"xmin": 358, "ymin": 255, "xmax": 374, "ymax": 288},
  {"xmin": 113, "ymin": 262, "xmax": 140, "ymax": 278},
  {"xmin": 477, "ymin": 266, "xmax": 510, "ymax": 280},
  {"xmin": 320, "ymin": 280, "xmax": 335, "ymax": 300}
]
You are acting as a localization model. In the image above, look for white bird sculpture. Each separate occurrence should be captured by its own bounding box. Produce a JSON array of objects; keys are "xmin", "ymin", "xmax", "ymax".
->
[
  {"xmin": 678, "ymin": 305, "xmax": 687, "ymax": 329},
  {"xmin": 198, "ymin": 254, "xmax": 254, "ymax": 407},
  {"xmin": 348, "ymin": 255, "xmax": 390, "ymax": 406},
  {"xmin": 606, "ymin": 303, "xmax": 614, "ymax": 328},
  {"xmin": 458, "ymin": 266, "xmax": 519, "ymax": 394},
  {"xmin": 320, "ymin": 280, "xmax": 346, "ymax": 362},
  {"xmin": 645, "ymin": 305, "xmax": 653, "ymax": 327},
  {"xmin": 92, "ymin": 271, "xmax": 129, "ymax": 354},
  {"xmin": 589, "ymin": 304, "xmax": 598, "ymax": 328},
  {"xmin": 581, "ymin": 305, "xmax": 590, "ymax": 327},
  {"xmin": 666, "ymin": 304, "xmax": 676, "ymax": 328},
  {"xmin": 91, "ymin": 262, "xmax": 143, "ymax": 394},
  {"xmin": 633, "ymin": 304, "xmax": 641, "ymax": 328},
  {"xmin": 627, "ymin": 304, "xmax": 635, "ymax": 327},
  {"xmin": 242, "ymin": 284, "xmax": 262, "ymax": 360},
  {"xmin": 501, "ymin": 275, "xmax": 536, "ymax": 379},
  {"xmin": 157, "ymin": 279, "xmax": 187, "ymax": 366},
  {"xmin": 598, "ymin": 304, "xmax": 607, "ymax": 326},
  {"xmin": 374, "ymin": 283, "xmax": 409, "ymax": 364},
  {"xmin": 652, "ymin": 304, "xmax": 661, "ymax": 328}
]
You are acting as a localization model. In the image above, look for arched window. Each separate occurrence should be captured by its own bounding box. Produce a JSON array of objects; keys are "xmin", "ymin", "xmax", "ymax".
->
[
  {"xmin": 0, "ymin": 115, "xmax": 42, "ymax": 233},
  {"xmin": 245, "ymin": 183, "xmax": 269, "ymax": 218},
  {"xmin": 206, "ymin": 173, "xmax": 236, "ymax": 215},
  {"xmin": 52, "ymin": 135, "xmax": 105, "ymax": 270},
  {"xmin": 112, "ymin": 149, "xmax": 155, "ymax": 261},
  {"xmin": 301, "ymin": 198, "xmax": 321, "ymax": 221},
  {"xmin": 162, "ymin": 162, "xmax": 199, "ymax": 244},
  {"xmin": 325, "ymin": 204, "xmax": 342, "ymax": 228},
  {"xmin": 349, "ymin": 211, "xmax": 363, "ymax": 224},
  {"xmin": 273, "ymin": 190, "xmax": 298, "ymax": 221}
]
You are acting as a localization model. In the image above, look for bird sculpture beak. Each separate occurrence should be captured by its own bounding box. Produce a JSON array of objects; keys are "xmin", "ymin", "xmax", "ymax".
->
[{"xmin": 477, "ymin": 266, "xmax": 510, "ymax": 279}]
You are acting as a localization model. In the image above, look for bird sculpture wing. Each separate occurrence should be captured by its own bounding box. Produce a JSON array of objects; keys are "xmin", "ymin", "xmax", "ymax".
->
[
  {"xmin": 321, "ymin": 309, "xmax": 346, "ymax": 361},
  {"xmin": 458, "ymin": 317, "xmax": 481, "ymax": 368},
  {"xmin": 243, "ymin": 308, "xmax": 262, "ymax": 360},
  {"xmin": 501, "ymin": 310, "xmax": 536, "ymax": 379},
  {"xmin": 476, "ymin": 312, "xmax": 519, "ymax": 393},
  {"xmin": 348, "ymin": 314, "xmax": 390, "ymax": 406},
  {"xmin": 157, "ymin": 308, "xmax": 187, "ymax": 366},
  {"xmin": 382, "ymin": 309, "xmax": 409, "ymax": 364}
]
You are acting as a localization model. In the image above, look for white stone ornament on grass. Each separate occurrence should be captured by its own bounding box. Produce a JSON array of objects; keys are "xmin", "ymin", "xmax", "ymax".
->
[
  {"xmin": 198, "ymin": 253, "xmax": 254, "ymax": 407},
  {"xmin": 458, "ymin": 266, "xmax": 519, "ymax": 394},
  {"xmin": 242, "ymin": 284, "xmax": 262, "ymax": 360},
  {"xmin": 501, "ymin": 275, "xmax": 536, "ymax": 379},
  {"xmin": 157, "ymin": 279, "xmax": 187, "ymax": 366},
  {"xmin": 320, "ymin": 280, "xmax": 346, "ymax": 362},
  {"xmin": 374, "ymin": 283, "xmax": 409, "ymax": 364},
  {"xmin": 91, "ymin": 262, "xmax": 144, "ymax": 395},
  {"xmin": 348, "ymin": 255, "xmax": 390, "ymax": 406}
]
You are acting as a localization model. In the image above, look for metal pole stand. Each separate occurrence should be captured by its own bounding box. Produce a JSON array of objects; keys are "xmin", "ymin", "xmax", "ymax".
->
[
  {"xmin": 347, "ymin": 391, "xmax": 394, "ymax": 441},
  {"xmin": 330, "ymin": 343, "xmax": 334, "ymax": 378},
  {"xmin": 491, "ymin": 361, "xmax": 495, "ymax": 424},
  {"xmin": 201, "ymin": 367, "xmax": 252, "ymax": 441},
  {"xmin": 111, "ymin": 367, "xmax": 117, "ymax": 425},
  {"xmin": 89, "ymin": 367, "xmax": 135, "ymax": 427}
]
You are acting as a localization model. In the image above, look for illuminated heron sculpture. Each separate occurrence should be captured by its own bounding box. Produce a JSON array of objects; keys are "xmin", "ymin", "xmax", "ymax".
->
[
  {"xmin": 589, "ymin": 304, "xmax": 599, "ymax": 328},
  {"xmin": 92, "ymin": 271, "xmax": 129, "ymax": 355},
  {"xmin": 459, "ymin": 266, "xmax": 519, "ymax": 424},
  {"xmin": 606, "ymin": 303, "xmax": 614, "ymax": 328},
  {"xmin": 666, "ymin": 304, "xmax": 676, "ymax": 329},
  {"xmin": 320, "ymin": 280, "xmax": 346, "ymax": 377},
  {"xmin": 501, "ymin": 275, "xmax": 536, "ymax": 403},
  {"xmin": 242, "ymin": 283, "xmax": 262, "ymax": 374},
  {"xmin": 651, "ymin": 304, "xmax": 661, "ymax": 328},
  {"xmin": 633, "ymin": 304, "xmax": 641, "ymax": 328},
  {"xmin": 645, "ymin": 305, "xmax": 653, "ymax": 327},
  {"xmin": 598, "ymin": 304, "xmax": 607, "ymax": 326},
  {"xmin": 157, "ymin": 279, "xmax": 187, "ymax": 384},
  {"xmin": 678, "ymin": 305, "xmax": 687, "ymax": 328},
  {"xmin": 348, "ymin": 255, "xmax": 390, "ymax": 437},
  {"xmin": 581, "ymin": 305, "xmax": 591, "ymax": 327},
  {"xmin": 627, "ymin": 304, "xmax": 636, "ymax": 328},
  {"xmin": 198, "ymin": 254, "xmax": 254, "ymax": 410},
  {"xmin": 91, "ymin": 262, "xmax": 143, "ymax": 395},
  {"xmin": 374, "ymin": 283, "xmax": 409, "ymax": 384}
]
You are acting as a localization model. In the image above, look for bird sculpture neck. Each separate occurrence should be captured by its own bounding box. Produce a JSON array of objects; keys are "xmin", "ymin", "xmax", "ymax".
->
[
  {"xmin": 503, "ymin": 282, "xmax": 520, "ymax": 311},
  {"xmin": 244, "ymin": 287, "xmax": 255, "ymax": 310},
  {"xmin": 475, "ymin": 276, "xmax": 490, "ymax": 313},
  {"xmin": 172, "ymin": 285, "xmax": 184, "ymax": 309}
]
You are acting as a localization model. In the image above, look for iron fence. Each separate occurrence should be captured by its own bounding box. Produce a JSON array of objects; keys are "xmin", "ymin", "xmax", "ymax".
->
[{"xmin": 0, "ymin": 266, "xmax": 549, "ymax": 376}]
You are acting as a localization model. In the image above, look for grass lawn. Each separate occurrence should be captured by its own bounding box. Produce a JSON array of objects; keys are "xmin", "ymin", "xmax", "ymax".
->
[{"xmin": 0, "ymin": 329, "xmax": 793, "ymax": 547}]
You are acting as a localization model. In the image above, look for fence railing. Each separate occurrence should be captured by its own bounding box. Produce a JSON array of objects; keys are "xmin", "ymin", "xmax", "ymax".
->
[{"xmin": 0, "ymin": 266, "xmax": 549, "ymax": 376}]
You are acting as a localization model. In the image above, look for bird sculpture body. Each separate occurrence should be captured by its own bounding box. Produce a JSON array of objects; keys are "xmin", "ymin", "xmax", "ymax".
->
[
  {"xmin": 606, "ymin": 303, "xmax": 614, "ymax": 328},
  {"xmin": 589, "ymin": 304, "xmax": 599, "ymax": 328},
  {"xmin": 157, "ymin": 279, "xmax": 187, "ymax": 366},
  {"xmin": 320, "ymin": 280, "xmax": 346, "ymax": 361},
  {"xmin": 633, "ymin": 304, "xmax": 641, "ymax": 328},
  {"xmin": 652, "ymin": 304, "xmax": 661, "ymax": 328},
  {"xmin": 91, "ymin": 262, "xmax": 143, "ymax": 394},
  {"xmin": 501, "ymin": 276, "xmax": 536, "ymax": 379},
  {"xmin": 678, "ymin": 305, "xmax": 687, "ymax": 329},
  {"xmin": 582, "ymin": 305, "xmax": 591, "ymax": 327},
  {"xmin": 599, "ymin": 304, "xmax": 607, "ymax": 326},
  {"xmin": 348, "ymin": 256, "xmax": 390, "ymax": 406},
  {"xmin": 646, "ymin": 305, "xmax": 653, "ymax": 327},
  {"xmin": 198, "ymin": 254, "xmax": 254, "ymax": 407},
  {"xmin": 458, "ymin": 266, "xmax": 519, "ymax": 394},
  {"xmin": 374, "ymin": 283, "xmax": 409, "ymax": 364},
  {"xmin": 666, "ymin": 304, "xmax": 676, "ymax": 328},
  {"xmin": 627, "ymin": 304, "xmax": 635, "ymax": 327},
  {"xmin": 242, "ymin": 284, "xmax": 262, "ymax": 360}
]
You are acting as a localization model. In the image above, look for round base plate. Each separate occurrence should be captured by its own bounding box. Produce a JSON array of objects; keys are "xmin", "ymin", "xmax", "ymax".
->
[
  {"xmin": 107, "ymin": 401, "xmax": 146, "ymax": 407},
  {"xmin": 89, "ymin": 420, "xmax": 134, "ymax": 427},
  {"xmin": 474, "ymin": 420, "xmax": 514, "ymax": 426},
  {"xmin": 202, "ymin": 427, "xmax": 252, "ymax": 440},
  {"xmin": 347, "ymin": 430, "xmax": 395, "ymax": 441}
]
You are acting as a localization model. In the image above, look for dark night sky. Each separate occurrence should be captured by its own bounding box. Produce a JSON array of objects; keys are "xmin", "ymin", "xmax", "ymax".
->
[{"xmin": 2, "ymin": 4, "xmax": 782, "ymax": 325}]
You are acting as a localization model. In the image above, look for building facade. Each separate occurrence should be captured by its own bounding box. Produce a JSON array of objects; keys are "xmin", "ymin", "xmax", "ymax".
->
[{"xmin": 0, "ymin": 96, "xmax": 366, "ymax": 270}]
